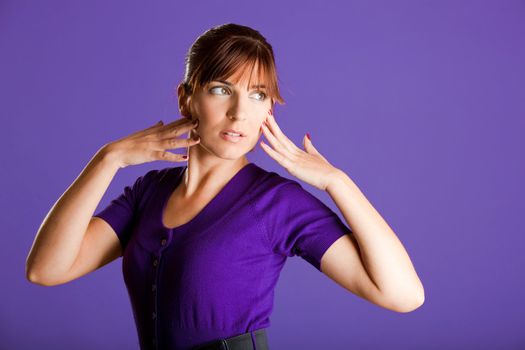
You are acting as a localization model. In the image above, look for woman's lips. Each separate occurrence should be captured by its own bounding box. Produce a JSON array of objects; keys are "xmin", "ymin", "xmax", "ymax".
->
[{"xmin": 220, "ymin": 131, "xmax": 245, "ymax": 143}]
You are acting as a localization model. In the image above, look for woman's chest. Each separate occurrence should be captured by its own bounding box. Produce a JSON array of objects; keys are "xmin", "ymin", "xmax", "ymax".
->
[
  {"xmin": 161, "ymin": 184, "xmax": 220, "ymax": 230},
  {"xmin": 124, "ymin": 202, "xmax": 277, "ymax": 290}
]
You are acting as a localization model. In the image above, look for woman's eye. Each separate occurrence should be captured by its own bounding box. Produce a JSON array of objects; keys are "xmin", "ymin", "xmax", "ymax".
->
[
  {"xmin": 209, "ymin": 86, "xmax": 266, "ymax": 101},
  {"xmin": 253, "ymin": 91, "xmax": 267, "ymax": 101},
  {"xmin": 210, "ymin": 86, "xmax": 230, "ymax": 95}
]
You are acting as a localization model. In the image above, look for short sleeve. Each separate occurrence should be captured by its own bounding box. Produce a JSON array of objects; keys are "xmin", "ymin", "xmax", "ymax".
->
[
  {"xmin": 263, "ymin": 180, "xmax": 353, "ymax": 271},
  {"xmin": 93, "ymin": 169, "xmax": 158, "ymax": 250}
]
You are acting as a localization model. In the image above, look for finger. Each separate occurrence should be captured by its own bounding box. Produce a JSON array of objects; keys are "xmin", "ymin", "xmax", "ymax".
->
[
  {"xmin": 303, "ymin": 134, "xmax": 328, "ymax": 161},
  {"xmin": 152, "ymin": 120, "xmax": 164, "ymax": 128},
  {"xmin": 152, "ymin": 150, "xmax": 189, "ymax": 163},
  {"xmin": 161, "ymin": 134, "xmax": 200, "ymax": 150},
  {"xmin": 162, "ymin": 117, "xmax": 195, "ymax": 129},
  {"xmin": 260, "ymin": 140, "xmax": 293, "ymax": 169},
  {"xmin": 146, "ymin": 120, "xmax": 164, "ymax": 130},
  {"xmin": 132, "ymin": 118, "xmax": 190, "ymax": 139},
  {"xmin": 128, "ymin": 119, "xmax": 165, "ymax": 138},
  {"xmin": 261, "ymin": 120, "xmax": 286, "ymax": 152},
  {"xmin": 161, "ymin": 118, "xmax": 199, "ymax": 137},
  {"xmin": 261, "ymin": 122, "xmax": 293, "ymax": 159},
  {"xmin": 156, "ymin": 117, "xmax": 192, "ymax": 131},
  {"xmin": 264, "ymin": 113, "xmax": 300, "ymax": 153}
]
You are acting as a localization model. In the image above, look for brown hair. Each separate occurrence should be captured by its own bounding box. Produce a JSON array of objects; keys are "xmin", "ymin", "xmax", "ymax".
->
[{"xmin": 179, "ymin": 23, "xmax": 285, "ymax": 107}]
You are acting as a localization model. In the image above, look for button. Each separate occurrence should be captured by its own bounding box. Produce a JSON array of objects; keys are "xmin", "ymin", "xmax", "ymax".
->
[
  {"xmin": 153, "ymin": 258, "xmax": 158, "ymax": 267},
  {"xmin": 152, "ymin": 284, "xmax": 157, "ymax": 292},
  {"xmin": 152, "ymin": 312, "xmax": 157, "ymax": 320},
  {"xmin": 161, "ymin": 238, "xmax": 167, "ymax": 246}
]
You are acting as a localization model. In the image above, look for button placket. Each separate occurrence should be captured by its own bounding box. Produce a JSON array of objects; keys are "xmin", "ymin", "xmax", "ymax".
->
[
  {"xmin": 152, "ymin": 233, "xmax": 170, "ymax": 349},
  {"xmin": 152, "ymin": 252, "xmax": 162, "ymax": 349}
]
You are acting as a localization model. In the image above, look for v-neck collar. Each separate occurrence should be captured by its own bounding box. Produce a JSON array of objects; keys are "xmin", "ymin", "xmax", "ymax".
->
[{"xmin": 158, "ymin": 162, "xmax": 260, "ymax": 233}]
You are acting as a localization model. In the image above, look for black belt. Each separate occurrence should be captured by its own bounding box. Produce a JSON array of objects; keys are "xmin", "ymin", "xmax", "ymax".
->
[{"xmin": 191, "ymin": 328, "xmax": 269, "ymax": 350}]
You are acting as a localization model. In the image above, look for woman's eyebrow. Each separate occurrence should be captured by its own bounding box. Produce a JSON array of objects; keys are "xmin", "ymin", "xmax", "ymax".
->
[{"xmin": 213, "ymin": 79, "xmax": 267, "ymax": 90}]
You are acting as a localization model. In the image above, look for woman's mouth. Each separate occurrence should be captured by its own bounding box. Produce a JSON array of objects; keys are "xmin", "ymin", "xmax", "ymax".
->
[{"xmin": 220, "ymin": 130, "xmax": 246, "ymax": 143}]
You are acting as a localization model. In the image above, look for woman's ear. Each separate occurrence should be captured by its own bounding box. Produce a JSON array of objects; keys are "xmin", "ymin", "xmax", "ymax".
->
[{"xmin": 177, "ymin": 83, "xmax": 193, "ymax": 119}]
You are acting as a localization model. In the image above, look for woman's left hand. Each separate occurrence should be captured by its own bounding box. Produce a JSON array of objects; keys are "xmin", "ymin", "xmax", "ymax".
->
[{"xmin": 259, "ymin": 110, "xmax": 342, "ymax": 191}]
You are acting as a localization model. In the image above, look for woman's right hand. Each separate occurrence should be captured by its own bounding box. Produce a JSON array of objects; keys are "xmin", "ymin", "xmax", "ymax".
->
[{"xmin": 103, "ymin": 118, "xmax": 200, "ymax": 169}]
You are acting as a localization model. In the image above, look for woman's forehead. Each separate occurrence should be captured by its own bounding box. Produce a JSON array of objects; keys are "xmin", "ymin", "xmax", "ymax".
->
[{"xmin": 219, "ymin": 61, "xmax": 268, "ymax": 87}]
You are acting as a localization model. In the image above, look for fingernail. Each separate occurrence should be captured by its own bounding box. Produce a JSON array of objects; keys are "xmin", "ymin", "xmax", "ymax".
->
[
  {"xmin": 182, "ymin": 155, "xmax": 188, "ymax": 159},
  {"xmin": 306, "ymin": 132, "xmax": 311, "ymax": 140},
  {"xmin": 193, "ymin": 134, "xmax": 200, "ymax": 141}
]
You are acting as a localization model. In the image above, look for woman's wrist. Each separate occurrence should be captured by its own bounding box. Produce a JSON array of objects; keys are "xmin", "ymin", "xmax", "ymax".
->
[{"xmin": 95, "ymin": 144, "xmax": 123, "ymax": 171}]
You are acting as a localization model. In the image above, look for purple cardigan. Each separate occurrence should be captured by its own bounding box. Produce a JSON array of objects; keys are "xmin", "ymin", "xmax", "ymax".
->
[{"xmin": 94, "ymin": 162, "xmax": 352, "ymax": 350}]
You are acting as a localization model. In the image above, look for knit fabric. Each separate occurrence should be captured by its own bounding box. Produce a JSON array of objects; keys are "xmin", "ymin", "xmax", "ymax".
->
[{"xmin": 94, "ymin": 162, "xmax": 352, "ymax": 349}]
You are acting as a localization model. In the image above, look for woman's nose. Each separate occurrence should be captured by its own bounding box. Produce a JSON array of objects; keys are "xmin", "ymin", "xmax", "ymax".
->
[
  {"xmin": 228, "ymin": 114, "xmax": 247, "ymax": 121},
  {"xmin": 227, "ymin": 96, "xmax": 251, "ymax": 121}
]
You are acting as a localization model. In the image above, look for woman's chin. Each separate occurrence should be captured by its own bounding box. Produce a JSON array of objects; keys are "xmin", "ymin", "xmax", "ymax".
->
[
  {"xmin": 219, "ymin": 149, "xmax": 250, "ymax": 159},
  {"xmin": 194, "ymin": 136, "xmax": 255, "ymax": 159}
]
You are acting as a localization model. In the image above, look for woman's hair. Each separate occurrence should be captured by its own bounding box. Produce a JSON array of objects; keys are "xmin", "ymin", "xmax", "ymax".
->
[{"xmin": 180, "ymin": 23, "xmax": 285, "ymax": 106}]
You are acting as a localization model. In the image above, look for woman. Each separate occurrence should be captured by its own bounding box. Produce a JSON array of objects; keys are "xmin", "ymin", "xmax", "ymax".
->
[{"xmin": 26, "ymin": 23, "xmax": 425, "ymax": 350}]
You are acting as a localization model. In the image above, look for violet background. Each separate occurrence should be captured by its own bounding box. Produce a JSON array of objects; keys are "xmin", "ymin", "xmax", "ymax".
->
[{"xmin": 1, "ymin": 1, "xmax": 524, "ymax": 349}]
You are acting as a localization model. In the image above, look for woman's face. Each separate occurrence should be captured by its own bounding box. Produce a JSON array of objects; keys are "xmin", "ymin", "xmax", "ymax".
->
[{"xmin": 184, "ymin": 70, "xmax": 272, "ymax": 160}]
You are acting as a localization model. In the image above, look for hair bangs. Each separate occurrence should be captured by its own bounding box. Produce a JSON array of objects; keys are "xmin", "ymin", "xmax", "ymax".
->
[{"xmin": 182, "ymin": 23, "xmax": 285, "ymax": 105}]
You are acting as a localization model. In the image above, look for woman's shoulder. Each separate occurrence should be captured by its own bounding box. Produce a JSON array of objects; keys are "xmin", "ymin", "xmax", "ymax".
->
[
  {"xmin": 248, "ymin": 163, "xmax": 304, "ymax": 195},
  {"xmin": 133, "ymin": 165, "xmax": 185, "ymax": 189},
  {"xmin": 137, "ymin": 163, "xmax": 304, "ymax": 194}
]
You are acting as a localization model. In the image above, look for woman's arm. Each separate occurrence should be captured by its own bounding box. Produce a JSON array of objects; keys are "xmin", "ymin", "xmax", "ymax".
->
[
  {"xmin": 259, "ymin": 110, "xmax": 424, "ymax": 312},
  {"xmin": 25, "ymin": 146, "xmax": 120, "ymax": 285},
  {"xmin": 26, "ymin": 118, "xmax": 199, "ymax": 286},
  {"xmin": 323, "ymin": 169, "xmax": 425, "ymax": 311}
]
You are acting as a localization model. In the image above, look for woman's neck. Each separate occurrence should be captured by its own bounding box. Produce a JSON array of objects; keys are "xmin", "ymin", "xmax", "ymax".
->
[{"xmin": 180, "ymin": 157, "xmax": 250, "ymax": 199}]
